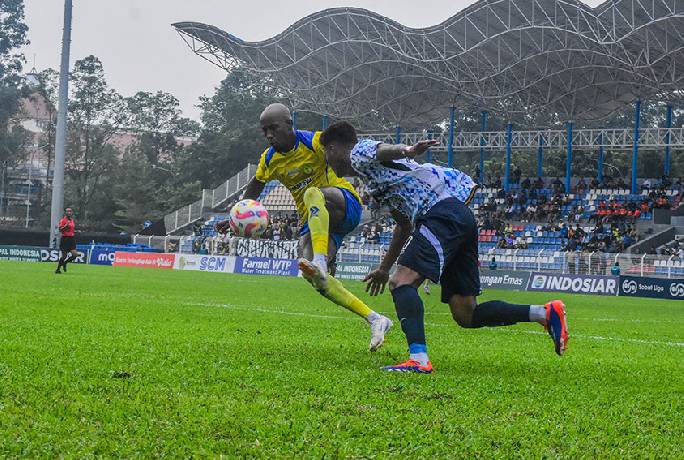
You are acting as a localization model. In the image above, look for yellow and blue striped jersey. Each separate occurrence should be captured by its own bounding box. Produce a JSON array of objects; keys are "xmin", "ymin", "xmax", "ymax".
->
[{"xmin": 255, "ymin": 130, "xmax": 361, "ymax": 224}]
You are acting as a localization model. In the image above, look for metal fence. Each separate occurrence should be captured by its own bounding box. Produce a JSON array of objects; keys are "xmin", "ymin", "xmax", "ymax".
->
[
  {"xmin": 338, "ymin": 244, "xmax": 684, "ymax": 279},
  {"xmin": 131, "ymin": 234, "xmax": 684, "ymax": 279},
  {"xmin": 163, "ymin": 163, "xmax": 257, "ymax": 235}
]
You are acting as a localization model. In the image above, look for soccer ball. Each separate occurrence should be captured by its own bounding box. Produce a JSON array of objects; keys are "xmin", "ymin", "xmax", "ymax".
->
[{"xmin": 229, "ymin": 199, "xmax": 269, "ymax": 238}]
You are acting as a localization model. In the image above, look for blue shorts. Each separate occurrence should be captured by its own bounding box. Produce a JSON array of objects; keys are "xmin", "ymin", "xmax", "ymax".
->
[
  {"xmin": 300, "ymin": 187, "xmax": 362, "ymax": 249},
  {"xmin": 397, "ymin": 198, "xmax": 481, "ymax": 303}
]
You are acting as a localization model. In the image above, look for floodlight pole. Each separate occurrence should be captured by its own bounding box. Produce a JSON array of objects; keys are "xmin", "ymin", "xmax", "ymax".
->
[
  {"xmin": 565, "ymin": 121, "xmax": 573, "ymax": 194},
  {"xmin": 395, "ymin": 125, "xmax": 401, "ymax": 144},
  {"xmin": 664, "ymin": 103, "xmax": 672, "ymax": 177},
  {"xmin": 537, "ymin": 134, "xmax": 544, "ymax": 178},
  {"xmin": 631, "ymin": 99, "xmax": 641, "ymax": 194},
  {"xmin": 597, "ymin": 132, "xmax": 604, "ymax": 183},
  {"xmin": 49, "ymin": 0, "xmax": 72, "ymax": 248},
  {"xmin": 479, "ymin": 110, "xmax": 488, "ymax": 184},
  {"xmin": 504, "ymin": 122, "xmax": 512, "ymax": 192},
  {"xmin": 447, "ymin": 107, "xmax": 455, "ymax": 168}
]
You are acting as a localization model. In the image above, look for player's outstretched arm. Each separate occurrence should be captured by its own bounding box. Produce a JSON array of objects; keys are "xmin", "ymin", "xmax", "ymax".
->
[
  {"xmin": 375, "ymin": 140, "xmax": 439, "ymax": 162},
  {"xmin": 363, "ymin": 210, "xmax": 412, "ymax": 296},
  {"xmin": 242, "ymin": 177, "xmax": 266, "ymax": 201}
]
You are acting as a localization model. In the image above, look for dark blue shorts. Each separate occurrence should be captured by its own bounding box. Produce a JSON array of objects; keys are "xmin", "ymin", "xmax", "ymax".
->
[
  {"xmin": 397, "ymin": 198, "xmax": 481, "ymax": 303},
  {"xmin": 300, "ymin": 187, "xmax": 362, "ymax": 249}
]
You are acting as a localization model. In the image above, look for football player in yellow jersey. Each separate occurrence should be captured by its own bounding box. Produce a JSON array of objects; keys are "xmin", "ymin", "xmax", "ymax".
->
[{"xmin": 217, "ymin": 103, "xmax": 392, "ymax": 351}]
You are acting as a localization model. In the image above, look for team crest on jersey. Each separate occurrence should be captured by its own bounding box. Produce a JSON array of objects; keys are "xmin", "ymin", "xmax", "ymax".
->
[{"xmin": 310, "ymin": 206, "xmax": 320, "ymax": 217}]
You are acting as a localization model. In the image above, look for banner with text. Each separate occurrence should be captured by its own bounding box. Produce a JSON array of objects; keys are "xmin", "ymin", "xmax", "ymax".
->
[
  {"xmin": 336, "ymin": 262, "xmax": 373, "ymax": 280},
  {"xmin": 619, "ymin": 276, "xmax": 684, "ymax": 300},
  {"xmin": 480, "ymin": 270, "xmax": 530, "ymax": 291},
  {"xmin": 41, "ymin": 248, "xmax": 87, "ymax": 264},
  {"xmin": 88, "ymin": 249, "xmax": 118, "ymax": 266},
  {"xmin": 234, "ymin": 257, "xmax": 299, "ymax": 277},
  {"xmin": 234, "ymin": 238, "xmax": 298, "ymax": 259},
  {"xmin": 527, "ymin": 272, "xmax": 618, "ymax": 296},
  {"xmin": 113, "ymin": 251, "xmax": 175, "ymax": 269},
  {"xmin": 174, "ymin": 254, "xmax": 236, "ymax": 273},
  {"xmin": 0, "ymin": 245, "xmax": 42, "ymax": 262}
]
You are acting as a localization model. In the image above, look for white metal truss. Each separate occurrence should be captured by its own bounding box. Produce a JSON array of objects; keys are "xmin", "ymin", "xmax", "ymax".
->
[
  {"xmin": 174, "ymin": 0, "xmax": 684, "ymax": 125},
  {"xmin": 364, "ymin": 126, "xmax": 684, "ymax": 150}
]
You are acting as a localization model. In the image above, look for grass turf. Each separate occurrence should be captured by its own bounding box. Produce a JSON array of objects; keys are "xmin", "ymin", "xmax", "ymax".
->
[{"xmin": 0, "ymin": 261, "xmax": 682, "ymax": 457}]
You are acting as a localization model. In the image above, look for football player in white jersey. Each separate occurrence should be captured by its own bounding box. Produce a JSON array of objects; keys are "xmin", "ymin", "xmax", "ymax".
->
[{"xmin": 320, "ymin": 121, "xmax": 569, "ymax": 373}]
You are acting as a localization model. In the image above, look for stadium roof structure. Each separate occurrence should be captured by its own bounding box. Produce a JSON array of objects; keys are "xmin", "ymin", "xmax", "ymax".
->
[{"xmin": 174, "ymin": 0, "xmax": 684, "ymax": 126}]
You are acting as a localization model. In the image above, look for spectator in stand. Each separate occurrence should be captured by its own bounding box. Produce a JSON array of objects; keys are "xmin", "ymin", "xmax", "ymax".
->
[
  {"xmin": 552, "ymin": 177, "xmax": 563, "ymax": 192},
  {"xmin": 590, "ymin": 177, "xmax": 600, "ymax": 189},
  {"xmin": 641, "ymin": 178, "xmax": 652, "ymax": 190},
  {"xmin": 489, "ymin": 256, "xmax": 497, "ymax": 270},
  {"xmin": 611, "ymin": 261, "xmax": 620, "ymax": 276},
  {"xmin": 674, "ymin": 178, "xmax": 683, "ymax": 192},
  {"xmin": 654, "ymin": 194, "xmax": 670, "ymax": 209},
  {"xmin": 534, "ymin": 177, "xmax": 545, "ymax": 189},
  {"xmin": 513, "ymin": 166, "xmax": 522, "ymax": 185},
  {"xmin": 575, "ymin": 177, "xmax": 587, "ymax": 194},
  {"xmin": 521, "ymin": 177, "xmax": 531, "ymax": 190},
  {"xmin": 493, "ymin": 177, "xmax": 502, "ymax": 189}
]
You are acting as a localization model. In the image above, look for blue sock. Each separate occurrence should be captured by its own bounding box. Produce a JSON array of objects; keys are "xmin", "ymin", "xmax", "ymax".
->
[
  {"xmin": 472, "ymin": 300, "xmax": 531, "ymax": 327},
  {"xmin": 391, "ymin": 285, "xmax": 426, "ymax": 352}
]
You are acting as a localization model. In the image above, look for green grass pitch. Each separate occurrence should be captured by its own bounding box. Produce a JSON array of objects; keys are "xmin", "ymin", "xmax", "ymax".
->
[{"xmin": 0, "ymin": 261, "xmax": 682, "ymax": 457}]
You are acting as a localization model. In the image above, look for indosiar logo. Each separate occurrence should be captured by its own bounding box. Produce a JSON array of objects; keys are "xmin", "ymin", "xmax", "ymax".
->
[
  {"xmin": 669, "ymin": 282, "xmax": 684, "ymax": 297},
  {"xmin": 622, "ymin": 279, "xmax": 638, "ymax": 294}
]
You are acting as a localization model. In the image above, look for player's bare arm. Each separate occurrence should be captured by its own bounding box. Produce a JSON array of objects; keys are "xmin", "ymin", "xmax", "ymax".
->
[
  {"xmin": 375, "ymin": 139, "xmax": 439, "ymax": 162},
  {"xmin": 363, "ymin": 209, "xmax": 412, "ymax": 296}
]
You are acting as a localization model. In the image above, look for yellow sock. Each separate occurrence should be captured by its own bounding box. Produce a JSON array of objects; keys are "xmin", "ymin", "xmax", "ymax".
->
[
  {"xmin": 303, "ymin": 187, "xmax": 329, "ymax": 257},
  {"xmin": 322, "ymin": 275, "xmax": 374, "ymax": 319}
]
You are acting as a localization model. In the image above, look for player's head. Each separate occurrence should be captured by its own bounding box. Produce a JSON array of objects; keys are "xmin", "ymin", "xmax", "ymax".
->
[
  {"xmin": 64, "ymin": 207, "xmax": 73, "ymax": 218},
  {"xmin": 320, "ymin": 121, "xmax": 358, "ymax": 177},
  {"xmin": 259, "ymin": 103, "xmax": 296, "ymax": 152}
]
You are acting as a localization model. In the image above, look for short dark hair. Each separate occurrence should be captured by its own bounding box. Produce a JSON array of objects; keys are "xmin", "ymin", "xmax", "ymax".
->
[{"xmin": 320, "ymin": 121, "xmax": 358, "ymax": 147}]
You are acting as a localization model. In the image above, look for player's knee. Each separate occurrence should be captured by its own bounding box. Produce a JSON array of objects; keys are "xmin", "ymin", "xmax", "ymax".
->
[
  {"xmin": 303, "ymin": 187, "xmax": 323, "ymax": 205},
  {"xmin": 449, "ymin": 297, "xmax": 477, "ymax": 328},
  {"xmin": 389, "ymin": 269, "xmax": 422, "ymax": 291}
]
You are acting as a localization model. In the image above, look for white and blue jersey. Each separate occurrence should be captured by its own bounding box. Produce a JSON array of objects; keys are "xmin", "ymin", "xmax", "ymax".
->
[{"xmin": 350, "ymin": 139, "xmax": 478, "ymax": 221}]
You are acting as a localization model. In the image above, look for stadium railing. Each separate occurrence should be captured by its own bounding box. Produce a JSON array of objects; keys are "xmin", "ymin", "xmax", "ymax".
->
[
  {"xmin": 133, "ymin": 235, "xmax": 684, "ymax": 279},
  {"xmin": 163, "ymin": 163, "xmax": 257, "ymax": 235}
]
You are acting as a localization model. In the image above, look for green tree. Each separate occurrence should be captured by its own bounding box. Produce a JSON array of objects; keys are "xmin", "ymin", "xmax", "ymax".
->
[
  {"xmin": 0, "ymin": 0, "xmax": 29, "ymax": 216},
  {"xmin": 65, "ymin": 55, "xmax": 127, "ymax": 226},
  {"xmin": 126, "ymin": 90, "xmax": 198, "ymax": 165},
  {"xmin": 181, "ymin": 69, "xmax": 274, "ymax": 189},
  {"xmin": 34, "ymin": 68, "xmax": 58, "ymax": 202}
]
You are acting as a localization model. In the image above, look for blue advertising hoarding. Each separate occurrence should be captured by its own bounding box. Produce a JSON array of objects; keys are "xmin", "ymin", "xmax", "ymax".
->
[{"xmin": 234, "ymin": 257, "xmax": 299, "ymax": 276}]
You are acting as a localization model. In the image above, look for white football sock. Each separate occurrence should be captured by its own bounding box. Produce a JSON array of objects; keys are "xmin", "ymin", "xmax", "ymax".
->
[
  {"xmin": 366, "ymin": 311, "xmax": 381, "ymax": 324},
  {"xmin": 529, "ymin": 305, "xmax": 547, "ymax": 324},
  {"xmin": 410, "ymin": 352, "xmax": 430, "ymax": 366},
  {"xmin": 312, "ymin": 253, "xmax": 327, "ymax": 274}
]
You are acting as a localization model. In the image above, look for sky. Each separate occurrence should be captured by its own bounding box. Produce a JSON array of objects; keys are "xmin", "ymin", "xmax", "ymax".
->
[{"xmin": 23, "ymin": 0, "xmax": 604, "ymax": 121}]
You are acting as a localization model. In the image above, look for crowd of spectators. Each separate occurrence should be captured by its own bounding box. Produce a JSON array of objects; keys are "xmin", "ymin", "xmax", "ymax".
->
[
  {"xmin": 189, "ymin": 175, "xmax": 682, "ymax": 258},
  {"xmin": 650, "ymin": 238, "xmax": 684, "ymax": 259}
]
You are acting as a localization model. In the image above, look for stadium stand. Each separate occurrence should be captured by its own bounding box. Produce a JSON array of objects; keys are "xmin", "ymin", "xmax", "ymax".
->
[{"xmin": 169, "ymin": 176, "xmax": 683, "ymax": 277}]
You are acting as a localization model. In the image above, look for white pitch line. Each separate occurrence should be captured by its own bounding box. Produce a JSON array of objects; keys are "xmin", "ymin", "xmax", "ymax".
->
[{"xmin": 187, "ymin": 302, "xmax": 684, "ymax": 348}]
